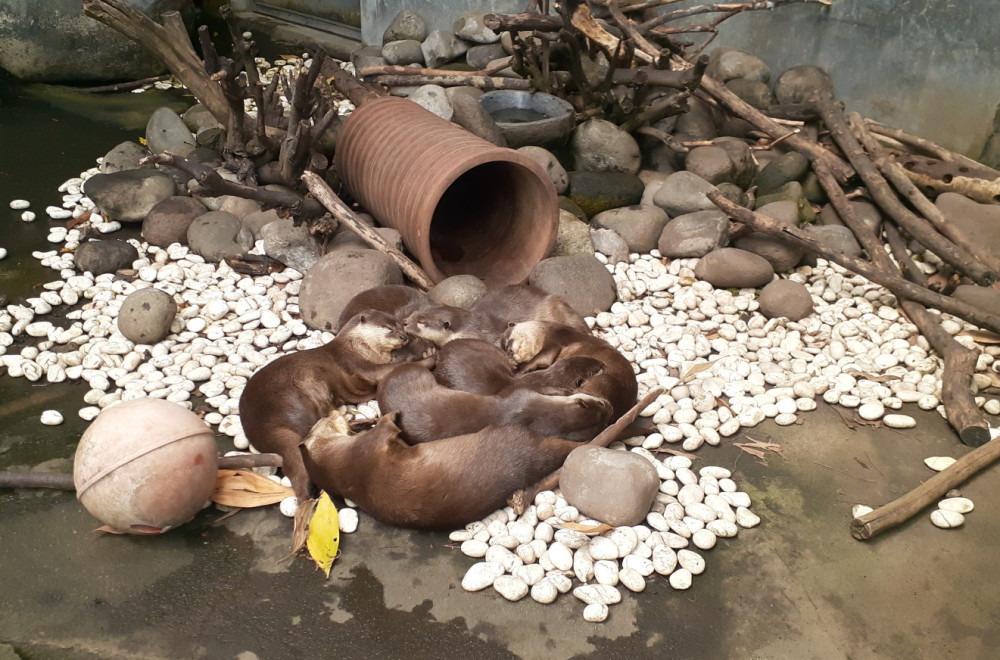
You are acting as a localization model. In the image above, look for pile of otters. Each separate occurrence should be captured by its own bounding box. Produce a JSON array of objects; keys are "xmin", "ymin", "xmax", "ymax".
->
[{"xmin": 239, "ymin": 284, "xmax": 639, "ymax": 530}]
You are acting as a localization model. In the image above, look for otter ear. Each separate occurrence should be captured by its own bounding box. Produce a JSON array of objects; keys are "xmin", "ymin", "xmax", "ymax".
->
[
  {"xmin": 443, "ymin": 320, "xmax": 451, "ymax": 330},
  {"xmin": 358, "ymin": 313, "xmax": 367, "ymax": 324},
  {"xmin": 577, "ymin": 398, "xmax": 590, "ymax": 409}
]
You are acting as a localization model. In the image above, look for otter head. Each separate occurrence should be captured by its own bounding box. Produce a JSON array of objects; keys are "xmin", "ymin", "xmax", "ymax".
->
[
  {"xmin": 403, "ymin": 306, "xmax": 463, "ymax": 347},
  {"xmin": 502, "ymin": 321, "xmax": 544, "ymax": 364},
  {"xmin": 550, "ymin": 356, "xmax": 605, "ymax": 390},
  {"xmin": 341, "ymin": 310, "xmax": 408, "ymax": 362},
  {"xmin": 569, "ymin": 392, "xmax": 613, "ymax": 424}
]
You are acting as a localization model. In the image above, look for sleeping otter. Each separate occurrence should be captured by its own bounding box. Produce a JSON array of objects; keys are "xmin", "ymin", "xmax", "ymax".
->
[
  {"xmin": 239, "ymin": 310, "xmax": 433, "ymax": 504},
  {"xmin": 377, "ymin": 362, "xmax": 613, "ymax": 443},
  {"xmin": 503, "ymin": 320, "xmax": 638, "ymax": 419}
]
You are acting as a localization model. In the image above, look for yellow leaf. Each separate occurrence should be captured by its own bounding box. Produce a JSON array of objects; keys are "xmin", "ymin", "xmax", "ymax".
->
[
  {"xmin": 307, "ymin": 491, "xmax": 340, "ymax": 578},
  {"xmin": 679, "ymin": 361, "xmax": 716, "ymax": 383},
  {"xmin": 959, "ymin": 329, "xmax": 1000, "ymax": 345},
  {"xmin": 210, "ymin": 469, "xmax": 294, "ymax": 507},
  {"xmin": 138, "ymin": 136, "xmax": 147, "ymax": 146}
]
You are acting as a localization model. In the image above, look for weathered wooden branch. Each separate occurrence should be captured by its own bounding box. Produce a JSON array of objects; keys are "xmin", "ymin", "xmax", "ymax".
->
[
  {"xmin": 372, "ymin": 74, "xmax": 533, "ymax": 91},
  {"xmin": 141, "ymin": 153, "xmax": 329, "ymax": 219},
  {"xmin": 301, "ymin": 171, "xmax": 437, "ymax": 291},
  {"xmin": 484, "ymin": 11, "xmax": 565, "ymax": 32},
  {"xmin": 606, "ymin": 0, "xmax": 665, "ymax": 67},
  {"xmin": 639, "ymin": 0, "xmax": 830, "ymax": 33},
  {"xmin": 851, "ymin": 437, "xmax": 1000, "ymax": 540},
  {"xmin": 863, "ymin": 119, "xmax": 1000, "ymax": 180},
  {"xmin": 899, "ymin": 168, "xmax": 1000, "ymax": 206},
  {"xmin": 848, "ymin": 113, "xmax": 1000, "ymax": 275},
  {"xmin": 319, "ymin": 58, "xmax": 384, "ymax": 108},
  {"xmin": 507, "ymin": 388, "xmax": 664, "ymax": 514},
  {"xmin": 814, "ymin": 98, "xmax": 994, "ymax": 286},
  {"xmin": 707, "ymin": 191, "xmax": 1000, "ymax": 335},
  {"xmin": 81, "ymin": 0, "xmax": 231, "ymax": 126}
]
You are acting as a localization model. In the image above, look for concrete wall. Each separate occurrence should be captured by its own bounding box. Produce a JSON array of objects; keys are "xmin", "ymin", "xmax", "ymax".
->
[
  {"xmin": 707, "ymin": 0, "xmax": 1000, "ymax": 157},
  {"xmin": 360, "ymin": 0, "xmax": 521, "ymax": 46}
]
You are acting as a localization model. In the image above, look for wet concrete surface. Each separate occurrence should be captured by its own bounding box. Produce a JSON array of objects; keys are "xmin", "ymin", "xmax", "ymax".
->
[{"xmin": 2, "ymin": 400, "xmax": 998, "ymax": 660}]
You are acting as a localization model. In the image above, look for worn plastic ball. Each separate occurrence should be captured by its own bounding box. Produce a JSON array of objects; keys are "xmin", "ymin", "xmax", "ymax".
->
[{"xmin": 73, "ymin": 398, "xmax": 218, "ymax": 534}]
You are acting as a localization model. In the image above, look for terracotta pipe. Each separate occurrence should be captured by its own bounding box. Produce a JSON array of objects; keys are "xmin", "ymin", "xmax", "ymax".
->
[{"xmin": 334, "ymin": 96, "xmax": 559, "ymax": 287}]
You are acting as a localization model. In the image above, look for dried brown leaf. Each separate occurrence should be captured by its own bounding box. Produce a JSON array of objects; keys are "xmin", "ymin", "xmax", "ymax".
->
[
  {"xmin": 679, "ymin": 361, "xmax": 715, "ymax": 383},
  {"xmin": 211, "ymin": 469, "xmax": 294, "ymax": 508},
  {"xmin": 734, "ymin": 437, "xmax": 787, "ymax": 465},
  {"xmin": 558, "ymin": 521, "xmax": 615, "ymax": 534},
  {"xmin": 959, "ymin": 329, "xmax": 1000, "ymax": 345},
  {"xmin": 94, "ymin": 525, "xmax": 127, "ymax": 535}
]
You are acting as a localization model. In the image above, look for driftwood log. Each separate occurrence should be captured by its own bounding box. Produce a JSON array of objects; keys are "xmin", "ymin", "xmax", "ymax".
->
[{"xmin": 851, "ymin": 438, "xmax": 1000, "ymax": 541}]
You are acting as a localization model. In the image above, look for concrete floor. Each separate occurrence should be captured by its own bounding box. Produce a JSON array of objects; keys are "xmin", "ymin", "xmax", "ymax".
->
[{"xmin": 1, "ymin": 396, "xmax": 998, "ymax": 660}]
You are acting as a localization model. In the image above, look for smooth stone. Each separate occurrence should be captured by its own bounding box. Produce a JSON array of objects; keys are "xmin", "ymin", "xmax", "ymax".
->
[
  {"xmin": 800, "ymin": 225, "xmax": 863, "ymax": 259},
  {"xmin": 529, "ymin": 252, "xmax": 617, "ymax": 317},
  {"xmin": 657, "ymin": 210, "xmax": 729, "ymax": 258},
  {"xmin": 40, "ymin": 410, "xmax": 64, "ymax": 425},
  {"xmin": 117, "ymin": 287, "xmax": 177, "ymax": 344},
  {"xmin": 518, "ymin": 146, "xmax": 567, "ymax": 194},
  {"xmin": 186, "ymin": 211, "xmax": 254, "ymax": 263},
  {"xmin": 142, "ymin": 196, "xmax": 208, "ymax": 247},
  {"xmin": 952, "ymin": 284, "xmax": 1000, "ymax": 318},
  {"xmin": 100, "ymin": 141, "xmax": 148, "ymax": 174},
  {"xmin": 758, "ymin": 279, "xmax": 814, "ymax": 321},
  {"xmin": 181, "ymin": 104, "xmax": 222, "ymax": 134},
  {"xmin": 560, "ymin": 445, "xmax": 661, "ymax": 527},
  {"xmin": 651, "ymin": 171, "xmax": 719, "ymax": 216},
  {"xmin": 566, "ymin": 171, "xmax": 645, "ymax": 218},
  {"xmin": 407, "ymin": 84, "xmax": 453, "ymax": 121},
  {"xmin": 590, "ymin": 227, "xmax": 630, "ymax": 264},
  {"xmin": 551, "ymin": 208, "xmax": 593, "ymax": 257},
  {"xmin": 73, "ymin": 239, "xmax": 138, "ymax": 275},
  {"xmin": 383, "ymin": 9, "xmax": 429, "ymax": 43},
  {"xmin": 351, "ymin": 45, "xmax": 385, "ymax": 72},
  {"xmin": 924, "ymin": 456, "xmax": 956, "ymax": 472},
  {"xmin": 591, "ymin": 205, "xmax": 668, "ymax": 253},
  {"xmin": 260, "ymin": 216, "xmax": 324, "ymax": 273},
  {"xmin": 466, "ymin": 43, "xmax": 507, "ymax": 70},
  {"xmin": 218, "ymin": 196, "xmax": 261, "ymax": 219},
  {"xmin": 583, "ymin": 603, "xmax": 610, "ymax": 622},
  {"xmin": 725, "ymin": 77, "xmax": 772, "ymax": 110},
  {"xmin": 493, "ymin": 575, "xmax": 529, "ymax": 601},
  {"xmin": 453, "ymin": 10, "xmax": 500, "ymax": 44},
  {"xmin": 669, "ymin": 568, "xmax": 693, "ymax": 589},
  {"xmin": 381, "ymin": 39, "xmax": 424, "ymax": 66},
  {"xmin": 572, "ymin": 584, "xmax": 622, "ymax": 605},
  {"xmin": 818, "ymin": 199, "xmax": 882, "ymax": 233},
  {"xmin": 694, "ymin": 248, "xmax": 775, "ymax": 289},
  {"xmin": 858, "ymin": 402, "xmax": 886, "ymax": 421},
  {"xmin": 572, "ymin": 118, "xmax": 641, "ymax": 174},
  {"xmin": 883, "ymin": 414, "xmax": 916, "ymax": 429},
  {"xmin": 241, "ymin": 208, "xmax": 281, "ymax": 240},
  {"xmin": 714, "ymin": 137, "xmax": 758, "ymax": 188},
  {"xmin": 754, "ymin": 152, "xmax": 810, "ymax": 196},
  {"xmin": 685, "ymin": 146, "xmax": 734, "ymax": 185},
  {"xmin": 420, "ymin": 30, "xmax": 469, "ymax": 69},
  {"xmin": 446, "ymin": 86, "xmax": 506, "ymax": 147},
  {"xmin": 145, "ymin": 106, "xmax": 195, "ymax": 157},
  {"xmin": 298, "ymin": 248, "xmax": 403, "ymax": 331},
  {"xmin": 938, "ymin": 497, "xmax": 974, "ymax": 514},
  {"xmin": 936, "ymin": 193, "xmax": 1000, "ymax": 262},
  {"xmin": 461, "ymin": 561, "xmax": 505, "ymax": 591},
  {"xmin": 929, "ymin": 509, "xmax": 964, "ymax": 529},
  {"xmin": 706, "ymin": 48, "xmax": 770, "ymax": 83},
  {"xmin": 733, "ymin": 232, "xmax": 803, "ymax": 273},
  {"xmin": 427, "ymin": 275, "xmax": 486, "ymax": 309},
  {"xmin": 773, "ymin": 64, "xmax": 836, "ymax": 104},
  {"xmin": 82, "ymin": 169, "xmax": 176, "ymax": 223},
  {"xmin": 674, "ymin": 97, "xmax": 719, "ymax": 141}
]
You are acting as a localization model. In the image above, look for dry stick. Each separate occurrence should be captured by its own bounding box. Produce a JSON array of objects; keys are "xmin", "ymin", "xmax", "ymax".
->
[
  {"xmin": 851, "ymin": 437, "xmax": 1000, "ymax": 541},
  {"xmin": 863, "ymin": 119, "xmax": 1000, "ymax": 180},
  {"xmin": 371, "ymin": 74, "xmax": 532, "ymax": 91},
  {"xmin": 319, "ymin": 59, "xmax": 383, "ymax": 108},
  {"xmin": 688, "ymin": 71, "xmax": 854, "ymax": 184},
  {"xmin": 816, "ymin": 167, "xmax": 990, "ymax": 446},
  {"xmin": 882, "ymin": 224, "xmax": 928, "ymax": 287},
  {"xmin": 301, "ymin": 171, "xmax": 437, "ymax": 291},
  {"xmin": 707, "ymin": 191, "xmax": 1000, "ymax": 335},
  {"xmin": 564, "ymin": 0, "xmax": 656, "ymax": 64},
  {"xmin": 847, "ymin": 112, "xmax": 1000, "ymax": 276},
  {"xmin": 82, "ymin": 1, "xmax": 231, "ymax": 127},
  {"xmin": 483, "ymin": 12, "xmax": 565, "ymax": 32},
  {"xmin": 606, "ymin": 0, "xmax": 665, "ymax": 67},
  {"xmin": 358, "ymin": 64, "xmax": 512, "ymax": 79},
  {"xmin": 507, "ymin": 388, "xmax": 664, "ymax": 515},
  {"xmin": 899, "ymin": 168, "xmax": 1000, "ymax": 206},
  {"xmin": 638, "ymin": 0, "xmax": 829, "ymax": 33},
  {"xmin": 815, "ymin": 98, "xmax": 994, "ymax": 286},
  {"xmin": 0, "ymin": 455, "xmax": 283, "ymax": 491}
]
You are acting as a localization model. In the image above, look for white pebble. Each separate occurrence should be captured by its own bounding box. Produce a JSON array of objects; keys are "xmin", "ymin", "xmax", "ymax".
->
[
  {"xmin": 279, "ymin": 496, "xmax": 297, "ymax": 517},
  {"xmin": 851, "ymin": 504, "xmax": 873, "ymax": 518},
  {"xmin": 883, "ymin": 414, "xmax": 916, "ymax": 429},
  {"xmin": 929, "ymin": 509, "xmax": 964, "ymax": 529},
  {"xmin": 691, "ymin": 529, "xmax": 717, "ymax": 550},
  {"xmin": 9, "ymin": 199, "xmax": 30, "ymax": 209},
  {"xmin": 338, "ymin": 507, "xmax": 359, "ymax": 533},
  {"xmin": 668, "ymin": 568, "xmax": 693, "ymax": 589},
  {"xmin": 572, "ymin": 584, "xmax": 622, "ymax": 605},
  {"xmin": 677, "ymin": 548, "xmax": 705, "ymax": 574},
  {"xmin": 618, "ymin": 567, "xmax": 646, "ymax": 592},
  {"xmin": 493, "ymin": 575, "xmax": 529, "ymax": 601},
  {"xmin": 40, "ymin": 410, "xmax": 63, "ymax": 425},
  {"xmin": 530, "ymin": 579, "xmax": 559, "ymax": 604},
  {"xmin": 858, "ymin": 402, "xmax": 885, "ymax": 421},
  {"xmin": 923, "ymin": 456, "xmax": 956, "ymax": 471},
  {"xmin": 461, "ymin": 561, "xmax": 505, "ymax": 591},
  {"xmin": 938, "ymin": 497, "xmax": 974, "ymax": 514},
  {"xmin": 583, "ymin": 603, "xmax": 609, "ymax": 622}
]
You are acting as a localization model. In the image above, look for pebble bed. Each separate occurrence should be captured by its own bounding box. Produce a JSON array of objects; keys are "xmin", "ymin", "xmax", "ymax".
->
[{"xmin": 2, "ymin": 56, "xmax": 997, "ymax": 619}]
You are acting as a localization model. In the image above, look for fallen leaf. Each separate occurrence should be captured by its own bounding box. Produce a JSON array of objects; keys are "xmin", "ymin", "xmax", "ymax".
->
[
  {"xmin": 94, "ymin": 525, "xmax": 127, "ymax": 535},
  {"xmin": 959, "ymin": 329, "xmax": 1000, "ymax": 345},
  {"xmin": 557, "ymin": 521, "xmax": 615, "ymax": 534},
  {"xmin": 290, "ymin": 497, "xmax": 318, "ymax": 557},
  {"xmin": 307, "ymin": 491, "xmax": 340, "ymax": 578},
  {"xmin": 138, "ymin": 136, "xmax": 147, "ymax": 146},
  {"xmin": 210, "ymin": 469, "xmax": 293, "ymax": 507},
  {"xmin": 679, "ymin": 361, "xmax": 716, "ymax": 383},
  {"xmin": 734, "ymin": 437, "xmax": 787, "ymax": 466}
]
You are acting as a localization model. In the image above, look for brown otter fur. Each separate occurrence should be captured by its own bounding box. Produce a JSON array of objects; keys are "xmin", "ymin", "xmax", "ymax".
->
[
  {"xmin": 470, "ymin": 285, "xmax": 589, "ymax": 333},
  {"xmin": 434, "ymin": 338, "xmax": 605, "ymax": 396},
  {"xmin": 239, "ymin": 310, "xmax": 432, "ymax": 502},
  {"xmin": 335, "ymin": 285, "xmax": 430, "ymax": 332},
  {"xmin": 300, "ymin": 411, "xmax": 584, "ymax": 530},
  {"xmin": 503, "ymin": 321, "xmax": 638, "ymax": 419},
  {"xmin": 403, "ymin": 304, "xmax": 506, "ymax": 346},
  {"xmin": 377, "ymin": 362, "xmax": 613, "ymax": 443}
]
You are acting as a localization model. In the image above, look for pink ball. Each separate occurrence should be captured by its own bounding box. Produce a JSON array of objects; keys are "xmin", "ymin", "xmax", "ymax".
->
[{"xmin": 73, "ymin": 398, "xmax": 218, "ymax": 534}]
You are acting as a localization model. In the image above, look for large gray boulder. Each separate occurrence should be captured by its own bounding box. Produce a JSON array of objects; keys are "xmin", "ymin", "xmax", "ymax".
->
[
  {"xmin": 74, "ymin": 239, "xmax": 138, "ymax": 275},
  {"xmin": 529, "ymin": 252, "xmax": 617, "ymax": 317},
  {"xmin": 117, "ymin": 288, "xmax": 176, "ymax": 345},
  {"xmin": 560, "ymin": 446, "xmax": 661, "ymax": 527},
  {"xmin": 142, "ymin": 196, "xmax": 208, "ymax": 247},
  {"xmin": 571, "ymin": 119, "xmax": 641, "ymax": 174},
  {"xmin": 299, "ymin": 248, "xmax": 403, "ymax": 332},
  {"xmin": 186, "ymin": 211, "xmax": 254, "ymax": 263},
  {"xmin": 83, "ymin": 169, "xmax": 177, "ymax": 223},
  {"xmin": 0, "ymin": 0, "xmax": 192, "ymax": 83},
  {"xmin": 145, "ymin": 107, "xmax": 196, "ymax": 157},
  {"xmin": 260, "ymin": 216, "xmax": 324, "ymax": 273}
]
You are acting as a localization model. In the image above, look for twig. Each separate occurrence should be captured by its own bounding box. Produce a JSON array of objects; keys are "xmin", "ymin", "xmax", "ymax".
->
[
  {"xmin": 301, "ymin": 171, "xmax": 436, "ymax": 291},
  {"xmin": 863, "ymin": 119, "xmax": 1000, "ymax": 179}
]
